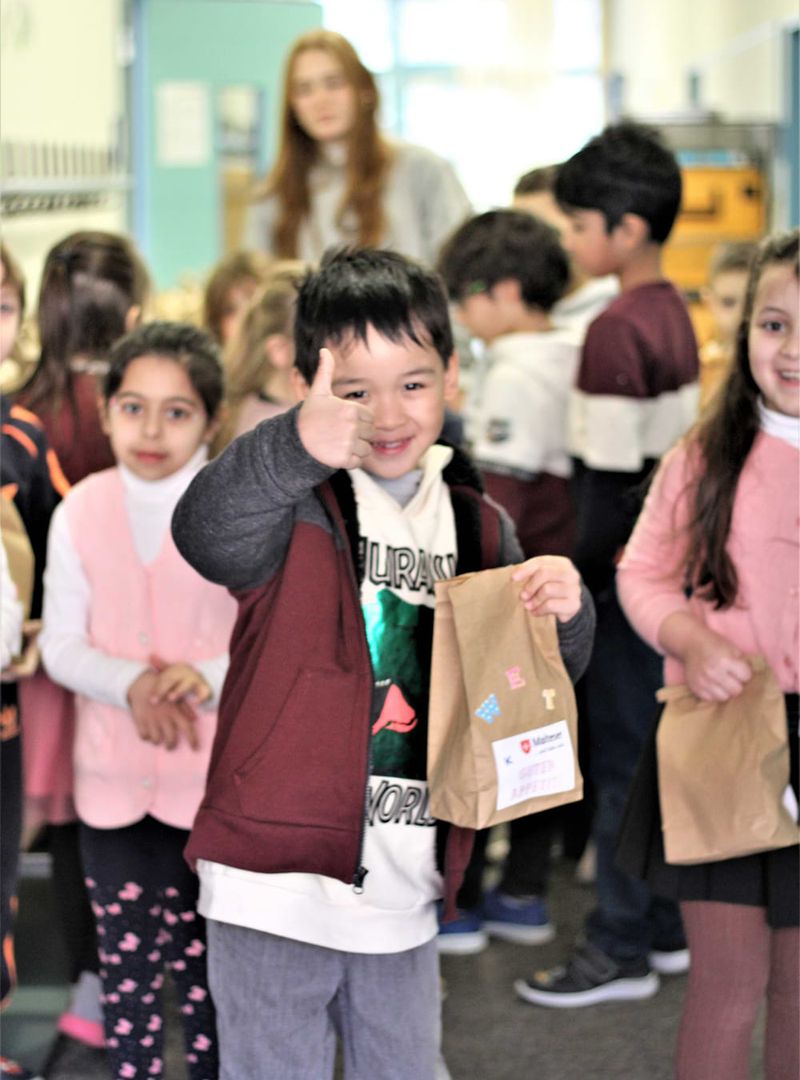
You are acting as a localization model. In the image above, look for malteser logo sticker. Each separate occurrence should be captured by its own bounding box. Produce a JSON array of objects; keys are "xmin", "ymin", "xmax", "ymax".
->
[{"xmin": 492, "ymin": 720, "xmax": 575, "ymax": 810}]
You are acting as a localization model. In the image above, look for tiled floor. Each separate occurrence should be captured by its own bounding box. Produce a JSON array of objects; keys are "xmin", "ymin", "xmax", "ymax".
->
[{"xmin": 2, "ymin": 851, "xmax": 765, "ymax": 1079}]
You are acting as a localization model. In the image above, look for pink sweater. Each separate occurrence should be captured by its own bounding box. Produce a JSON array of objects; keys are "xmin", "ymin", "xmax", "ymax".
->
[
  {"xmin": 617, "ymin": 431, "xmax": 799, "ymax": 693},
  {"xmin": 64, "ymin": 468, "xmax": 238, "ymax": 829}
]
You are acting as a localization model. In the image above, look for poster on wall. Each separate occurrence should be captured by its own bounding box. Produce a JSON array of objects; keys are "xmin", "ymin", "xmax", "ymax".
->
[{"xmin": 156, "ymin": 81, "xmax": 210, "ymax": 167}]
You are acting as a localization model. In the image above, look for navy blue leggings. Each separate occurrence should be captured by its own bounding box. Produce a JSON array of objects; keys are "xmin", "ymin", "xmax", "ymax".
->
[{"xmin": 80, "ymin": 816, "xmax": 217, "ymax": 1080}]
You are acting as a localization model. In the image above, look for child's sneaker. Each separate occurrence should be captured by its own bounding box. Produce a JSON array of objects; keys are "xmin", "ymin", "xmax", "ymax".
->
[
  {"xmin": 648, "ymin": 945, "xmax": 690, "ymax": 975},
  {"xmin": 0, "ymin": 1056, "xmax": 44, "ymax": 1079},
  {"xmin": 513, "ymin": 941, "xmax": 660, "ymax": 1008},
  {"xmin": 481, "ymin": 888, "xmax": 555, "ymax": 945},
  {"xmin": 436, "ymin": 907, "xmax": 488, "ymax": 955}
]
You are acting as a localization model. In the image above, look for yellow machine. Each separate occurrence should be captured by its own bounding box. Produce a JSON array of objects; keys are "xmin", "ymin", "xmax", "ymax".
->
[{"xmin": 664, "ymin": 163, "xmax": 767, "ymax": 344}]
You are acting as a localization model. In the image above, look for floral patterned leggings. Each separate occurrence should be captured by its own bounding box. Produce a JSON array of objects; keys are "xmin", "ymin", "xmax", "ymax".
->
[{"xmin": 80, "ymin": 816, "xmax": 217, "ymax": 1080}]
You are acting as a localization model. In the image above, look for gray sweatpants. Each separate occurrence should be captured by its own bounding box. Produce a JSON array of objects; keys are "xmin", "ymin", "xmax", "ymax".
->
[{"xmin": 207, "ymin": 919, "xmax": 449, "ymax": 1080}]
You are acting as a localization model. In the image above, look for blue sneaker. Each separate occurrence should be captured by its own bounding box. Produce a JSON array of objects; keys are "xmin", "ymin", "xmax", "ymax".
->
[
  {"xmin": 436, "ymin": 907, "xmax": 488, "ymax": 955},
  {"xmin": 481, "ymin": 888, "xmax": 555, "ymax": 945}
]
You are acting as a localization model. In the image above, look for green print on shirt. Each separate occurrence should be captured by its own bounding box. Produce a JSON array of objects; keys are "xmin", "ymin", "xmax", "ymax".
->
[{"xmin": 363, "ymin": 588, "xmax": 433, "ymax": 781}]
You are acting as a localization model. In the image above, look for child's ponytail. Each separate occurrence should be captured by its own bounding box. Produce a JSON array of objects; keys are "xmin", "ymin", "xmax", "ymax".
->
[{"xmin": 20, "ymin": 231, "xmax": 149, "ymax": 414}]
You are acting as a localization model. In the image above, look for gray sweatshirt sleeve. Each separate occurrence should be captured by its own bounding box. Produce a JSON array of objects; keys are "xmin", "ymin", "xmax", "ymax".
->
[
  {"xmin": 554, "ymin": 582, "xmax": 595, "ymax": 684},
  {"xmin": 172, "ymin": 405, "xmax": 334, "ymax": 591},
  {"xmin": 495, "ymin": 499, "xmax": 595, "ymax": 684},
  {"xmin": 242, "ymin": 197, "xmax": 276, "ymax": 254}
]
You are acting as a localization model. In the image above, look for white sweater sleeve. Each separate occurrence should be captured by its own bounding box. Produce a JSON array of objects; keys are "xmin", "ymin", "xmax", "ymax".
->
[
  {"xmin": 195, "ymin": 655, "xmax": 229, "ymax": 707},
  {"xmin": 40, "ymin": 503, "xmax": 149, "ymax": 707}
]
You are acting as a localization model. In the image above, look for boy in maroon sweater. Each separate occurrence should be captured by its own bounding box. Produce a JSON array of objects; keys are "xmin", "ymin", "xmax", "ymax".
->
[{"xmin": 515, "ymin": 121, "xmax": 699, "ymax": 1008}]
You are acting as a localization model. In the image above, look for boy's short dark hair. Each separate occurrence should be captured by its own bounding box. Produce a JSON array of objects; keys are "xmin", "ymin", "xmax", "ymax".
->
[
  {"xmin": 437, "ymin": 209, "xmax": 569, "ymax": 313},
  {"xmin": 293, "ymin": 247, "xmax": 454, "ymax": 383},
  {"xmin": 105, "ymin": 320, "xmax": 224, "ymax": 419},
  {"xmin": 513, "ymin": 164, "xmax": 560, "ymax": 197},
  {"xmin": 708, "ymin": 241, "xmax": 758, "ymax": 281},
  {"xmin": 555, "ymin": 120, "xmax": 682, "ymax": 244}
]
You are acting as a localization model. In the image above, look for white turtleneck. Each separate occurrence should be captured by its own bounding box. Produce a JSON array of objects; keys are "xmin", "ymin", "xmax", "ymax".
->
[
  {"xmin": 758, "ymin": 398, "xmax": 800, "ymax": 449},
  {"xmin": 41, "ymin": 448, "xmax": 228, "ymax": 709}
]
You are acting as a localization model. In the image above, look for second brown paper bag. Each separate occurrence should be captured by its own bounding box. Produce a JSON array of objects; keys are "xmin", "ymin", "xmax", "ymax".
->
[
  {"xmin": 428, "ymin": 564, "xmax": 582, "ymax": 829},
  {"xmin": 657, "ymin": 656, "xmax": 800, "ymax": 865}
]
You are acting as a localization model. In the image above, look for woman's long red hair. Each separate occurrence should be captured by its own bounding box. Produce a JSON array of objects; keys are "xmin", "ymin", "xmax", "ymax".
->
[{"xmin": 259, "ymin": 30, "xmax": 394, "ymax": 256}]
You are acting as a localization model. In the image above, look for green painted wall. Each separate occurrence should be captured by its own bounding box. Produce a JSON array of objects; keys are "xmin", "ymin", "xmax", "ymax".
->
[{"xmin": 137, "ymin": 0, "xmax": 321, "ymax": 288}]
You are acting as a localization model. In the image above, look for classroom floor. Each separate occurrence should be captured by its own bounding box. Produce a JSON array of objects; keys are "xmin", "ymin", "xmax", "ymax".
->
[{"xmin": 2, "ymin": 848, "xmax": 766, "ymax": 1080}]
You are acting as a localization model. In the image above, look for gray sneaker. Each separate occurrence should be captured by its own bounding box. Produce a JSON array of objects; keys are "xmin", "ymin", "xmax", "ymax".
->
[{"xmin": 514, "ymin": 941, "xmax": 660, "ymax": 1008}]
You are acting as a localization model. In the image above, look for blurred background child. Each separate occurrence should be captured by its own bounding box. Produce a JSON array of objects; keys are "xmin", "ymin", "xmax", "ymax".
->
[
  {"xmin": 0, "ymin": 244, "xmax": 33, "ymax": 395},
  {"xmin": 698, "ymin": 241, "xmax": 757, "ymax": 411},
  {"xmin": 212, "ymin": 260, "xmax": 305, "ymax": 454},
  {"xmin": 512, "ymin": 165, "xmax": 618, "ymax": 337},
  {"xmin": 437, "ymin": 208, "xmax": 580, "ymax": 953},
  {"xmin": 515, "ymin": 121, "xmax": 698, "ymax": 1009},
  {"xmin": 15, "ymin": 231, "xmax": 150, "ymax": 484},
  {"xmin": 202, "ymin": 249, "xmax": 273, "ymax": 348},
  {"xmin": 1, "ymin": 244, "xmax": 67, "ymax": 1080},
  {"xmin": 40, "ymin": 321, "xmax": 238, "ymax": 1080},
  {"xmin": 12, "ymin": 230, "xmax": 149, "ymax": 1074}
]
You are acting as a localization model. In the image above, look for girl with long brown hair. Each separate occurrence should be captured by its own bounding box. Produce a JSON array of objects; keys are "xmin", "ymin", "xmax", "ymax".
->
[
  {"xmin": 12, "ymin": 230, "xmax": 149, "ymax": 1075},
  {"xmin": 616, "ymin": 229, "xmax": 800, "ymax": 1080},
  {"xmin": 244, "ymin": 29, "xmax": 471, "ymax": 265}
]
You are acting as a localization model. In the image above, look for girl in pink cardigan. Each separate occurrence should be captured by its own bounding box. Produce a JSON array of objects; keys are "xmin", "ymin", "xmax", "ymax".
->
[
  {"xmin": 41, "ymin": 322, "xmax": 238, "ymax": 1080},
  {"xmin": 617, "ymin": 230, "xmax": 799, "ymax": 1080}
]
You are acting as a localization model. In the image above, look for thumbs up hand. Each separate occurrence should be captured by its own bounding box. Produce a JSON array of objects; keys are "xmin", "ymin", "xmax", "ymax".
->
[{"xmin": 298, "ymin": 348, "xmax": 375, "ymax": 469}]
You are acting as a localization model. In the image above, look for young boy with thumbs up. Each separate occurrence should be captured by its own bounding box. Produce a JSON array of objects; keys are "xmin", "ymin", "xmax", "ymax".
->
[{"xmin": 172, "ymin": 246, "xmax": 595, "ymax": 1080}]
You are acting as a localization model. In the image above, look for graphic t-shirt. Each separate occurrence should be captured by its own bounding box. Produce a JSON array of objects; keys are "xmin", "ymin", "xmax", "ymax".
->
[{"xmin": 196, "ymin": 446, "xmax": 457, "ymax": 953}]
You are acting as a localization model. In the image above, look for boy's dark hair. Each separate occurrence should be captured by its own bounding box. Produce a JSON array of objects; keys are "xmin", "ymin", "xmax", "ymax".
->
[
  {"xmin": 105, "ymin": 321, "xmax": 224, "ymax": 419},
  {"xmin": 513, "ymin": 164, "xmax": 560, "ymax": 197},
  {"xmin": 686, "ymin": 228, "xmax": 799, "ymax": 609},
  {"xmin": 708, "ymin": 241, "xmax": 758, "ymax": 282},
  {"xmin": 437, "ymin": 209, "xmax": 569, "ymax": 312},
  {"xmin": 294, "ymin": 246, "xmax": 454, "ymax": 382},
  {"xmin": 555, "ymin": 120, "xmax": 682, "ymax": 243}
]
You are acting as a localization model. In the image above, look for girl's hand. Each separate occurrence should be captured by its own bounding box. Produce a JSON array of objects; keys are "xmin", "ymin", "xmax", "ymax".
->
[
  {"xmin": 148, "ymin": 657, "xmax": 212, "ymax": 705},
  {"xmin": 512, "ymin": 556, "xmax": 582, "ymax": 623},
  {"xmin": 127, "ymin": 670, "xmax": 200, "ymax": 751},
  {"xmin": 658, "ymin": 613, "xmax": 752, "ymax": 702}
]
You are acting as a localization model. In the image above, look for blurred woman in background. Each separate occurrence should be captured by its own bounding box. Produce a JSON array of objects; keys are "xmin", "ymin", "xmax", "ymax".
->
[{"xmin": 244, "ymin": 29, "xmax": 471, "ymax": 267}]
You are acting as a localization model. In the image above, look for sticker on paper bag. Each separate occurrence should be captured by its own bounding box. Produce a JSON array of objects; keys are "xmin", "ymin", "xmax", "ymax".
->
[{"xmin": 491, "ymin": 720, "xmax": 575, "ymax": 811}]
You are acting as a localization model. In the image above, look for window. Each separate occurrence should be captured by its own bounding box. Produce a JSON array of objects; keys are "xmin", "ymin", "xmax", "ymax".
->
[{"xmin": 322, "ymin": 0, "xmax": 605, "ymax": 208}]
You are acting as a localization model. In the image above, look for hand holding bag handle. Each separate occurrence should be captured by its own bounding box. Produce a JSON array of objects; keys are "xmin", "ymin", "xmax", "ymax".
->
[{"xmin": 656, "ymin": 656, "xmax": 800, "ymax": 865}]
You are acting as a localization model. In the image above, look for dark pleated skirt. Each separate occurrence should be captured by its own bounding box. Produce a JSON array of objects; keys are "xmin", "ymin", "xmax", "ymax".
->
[{"xmin": 616, "ymin": 694, "xmax": 799, "ymax": 929}]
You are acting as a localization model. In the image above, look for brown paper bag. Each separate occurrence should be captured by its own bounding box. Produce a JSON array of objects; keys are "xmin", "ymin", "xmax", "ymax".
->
[
  {"xmin": 656, "ymin": 656, "xmax": 800, "ymax": 865},
  {"xmin": 427, "ymin": 564, "xmax": 582, "ymax": 829}
]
